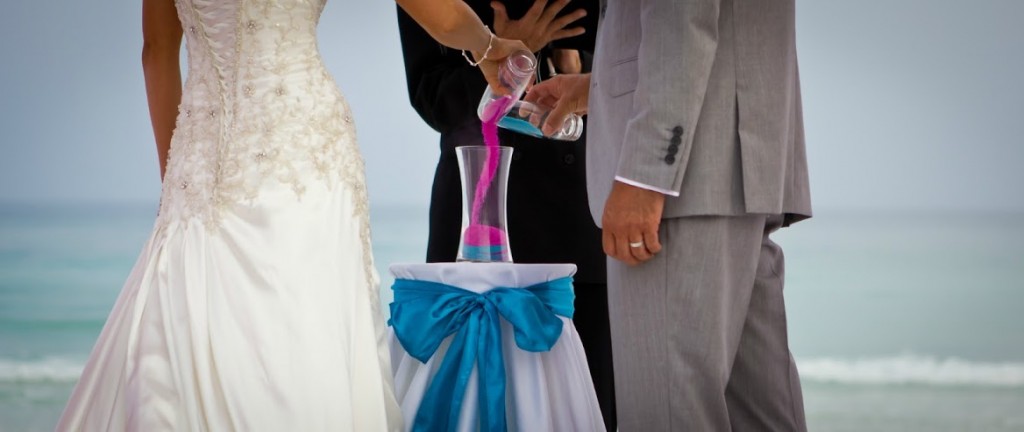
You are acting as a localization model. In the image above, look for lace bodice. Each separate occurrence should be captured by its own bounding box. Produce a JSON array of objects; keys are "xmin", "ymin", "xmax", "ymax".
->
[{"xmin": 159, "ymin": 0, "xmax": 367, "ymax": 229}]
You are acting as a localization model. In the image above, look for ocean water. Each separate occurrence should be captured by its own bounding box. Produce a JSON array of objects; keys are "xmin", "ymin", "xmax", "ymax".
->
[{"xmin": 1, "ymin": 202, "xmax": 1022, "ymax": 431}]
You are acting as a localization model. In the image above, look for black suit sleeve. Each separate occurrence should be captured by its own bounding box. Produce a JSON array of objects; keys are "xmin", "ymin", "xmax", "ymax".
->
[{"xmin": 396, "ymin": 7, "xmax": 489, "ymax": 135}]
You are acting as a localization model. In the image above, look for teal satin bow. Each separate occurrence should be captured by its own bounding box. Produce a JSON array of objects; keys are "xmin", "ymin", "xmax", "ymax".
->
[{"xmin": 389, "ymin": 276, "xmax": 575, "ymax": 432}]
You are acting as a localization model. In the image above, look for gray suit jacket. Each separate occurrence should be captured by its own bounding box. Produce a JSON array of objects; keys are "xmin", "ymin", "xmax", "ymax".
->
[{"xmin": 588, "ymin": 0, "xmax": 812, "ymax": 226}]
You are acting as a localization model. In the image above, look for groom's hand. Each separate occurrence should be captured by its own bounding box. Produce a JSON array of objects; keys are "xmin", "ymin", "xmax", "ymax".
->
[
  {"xmin": 524, "ymin": 73, "xmax": 590, "ymax": 135},
  {"xmin": 602, "ymin": 181, "xmax": 665, "ymax": 266}
]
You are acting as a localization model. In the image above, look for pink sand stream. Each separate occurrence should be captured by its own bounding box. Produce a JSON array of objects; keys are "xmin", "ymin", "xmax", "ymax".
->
[{"xmin": 464, "ymin": 95, "xmax": 515, "ymax": 249}]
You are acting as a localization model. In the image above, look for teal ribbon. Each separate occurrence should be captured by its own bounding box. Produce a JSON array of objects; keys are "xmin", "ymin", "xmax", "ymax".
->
[{"xmin": 389, "ymin": 276, "xmax": 575, "ymax": 432}]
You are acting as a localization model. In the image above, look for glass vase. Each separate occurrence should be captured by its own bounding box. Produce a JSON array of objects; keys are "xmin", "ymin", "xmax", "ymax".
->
[{"xmin": 456, "ymin": 145, "xmax": 514, "ymax": 263}]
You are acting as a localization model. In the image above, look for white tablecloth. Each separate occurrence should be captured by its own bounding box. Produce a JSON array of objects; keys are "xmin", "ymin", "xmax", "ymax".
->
[{"xmin": 388, "ymin": 263, "xmax": 606, "ymax": 432}]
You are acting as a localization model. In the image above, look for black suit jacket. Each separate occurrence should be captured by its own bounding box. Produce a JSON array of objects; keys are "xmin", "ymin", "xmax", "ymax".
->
[{"xmin": 396, "ymin": 1, "xmax": 605, "ymax": 283}]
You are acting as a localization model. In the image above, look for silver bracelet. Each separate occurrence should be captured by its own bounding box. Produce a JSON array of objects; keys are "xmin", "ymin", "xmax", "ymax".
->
[{"xmin": 462, "ymin": 27, "xmax": 495, "ymax": 67}]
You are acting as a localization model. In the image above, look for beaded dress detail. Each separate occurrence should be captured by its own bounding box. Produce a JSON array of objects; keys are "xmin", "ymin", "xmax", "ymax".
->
[
  {"xmin": 56, "ymin": 1, "xmax": 402, "ymax": 430},
  {"xmin": 161, "ymin": 0, "xmax": 365, "ymax": 228}
]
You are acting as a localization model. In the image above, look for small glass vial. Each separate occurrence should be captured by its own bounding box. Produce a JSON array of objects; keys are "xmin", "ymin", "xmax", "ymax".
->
[
  {"xmin": 477, "ymin": 51, "xmax": 537, "ymax": 123},
  {"xmin": 497, "ymin": 100, "xmax": 583, "ymax": 141}
]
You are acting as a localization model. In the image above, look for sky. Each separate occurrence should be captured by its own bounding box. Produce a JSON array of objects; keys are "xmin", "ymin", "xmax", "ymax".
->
[{"xmin": 0, "ymin": 0, "xmax": 1022, "ymax": 212}]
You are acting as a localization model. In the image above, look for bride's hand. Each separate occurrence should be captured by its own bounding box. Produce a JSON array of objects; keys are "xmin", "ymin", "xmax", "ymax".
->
[
  {"xmin": 491, "ymin": 0, "xmax": 587, "ymax": 53},
  {"xmin": 474, "ymin": 37, "xmax": 531, "ymax": 95}
]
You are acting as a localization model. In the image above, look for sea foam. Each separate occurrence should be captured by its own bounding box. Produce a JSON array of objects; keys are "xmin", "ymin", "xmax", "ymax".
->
[
  {"xmin": 799, "ymin": 354, "xmax": 1024, "ymax": 387},
  {"xmin": 4, "ymin": 354, "xmax": 1024, "ymax": 387},
  {"xmin": 0, "ymin": 357, "xmax": 83, "ymax": 383}
]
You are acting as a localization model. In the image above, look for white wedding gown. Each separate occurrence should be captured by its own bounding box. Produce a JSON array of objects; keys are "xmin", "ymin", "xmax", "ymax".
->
[{"xmin": 57, "ymin": 0, "xmax": 402, "ymax": 430}]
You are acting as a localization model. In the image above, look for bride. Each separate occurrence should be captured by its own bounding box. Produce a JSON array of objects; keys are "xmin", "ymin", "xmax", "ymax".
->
[{"xmin": 56, "ymin": 0, "xmax": 525, "ymax": 430}]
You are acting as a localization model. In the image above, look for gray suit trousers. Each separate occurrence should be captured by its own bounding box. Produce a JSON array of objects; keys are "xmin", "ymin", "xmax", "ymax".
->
[{"xmin": 606, "ymin": 215, "xmax": 807, "ymax": 431}]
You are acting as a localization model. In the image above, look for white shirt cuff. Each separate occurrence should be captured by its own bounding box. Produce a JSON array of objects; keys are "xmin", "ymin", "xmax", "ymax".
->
[{"xmin": 614, "ymin": 176, "xmax": 680, "ymax": 197}]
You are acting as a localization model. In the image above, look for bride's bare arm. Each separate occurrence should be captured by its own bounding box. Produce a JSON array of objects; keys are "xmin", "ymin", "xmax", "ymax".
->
[
  {"xmin": 396, "ymin": 0, "xmax": 529, "ymax": 91},
  {"xmin": 142, "ymin": 0, "xmax": 183, "ymax": 182},
  {"xmin": 395, "ymin": 0, "xmax": 494, "ymax": 52}
]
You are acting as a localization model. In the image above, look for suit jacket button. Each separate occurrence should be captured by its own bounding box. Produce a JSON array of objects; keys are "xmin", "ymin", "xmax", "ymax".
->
[
  {"xmin": 664, "ymin": 155, "xmax": 676, "ymax": 164},
  {"xmin": 668, "ymin": 143, "xmax": 680, "ymax": 153},
  {"xmin": 672, "ymin": 126, "xmax": 684, "ymax": 136},
  {"xmin": 563, "ymin": 154, "xmax": 576, "ymax": 165}
]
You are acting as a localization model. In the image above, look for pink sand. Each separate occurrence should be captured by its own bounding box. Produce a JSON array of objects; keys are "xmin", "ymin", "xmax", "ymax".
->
[
  {"xmin": 464, "ymin": 95, "xmax": 514, "ymax": 247},
  {"xmin": 462, "ymin": 224, "xmax": 507, "ymax": 247}
]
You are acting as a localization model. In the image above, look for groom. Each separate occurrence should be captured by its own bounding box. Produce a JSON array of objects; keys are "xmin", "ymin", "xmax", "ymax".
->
[{"xmin": 526, "ymin": 0, "xmax": 812, "ymax": 430}]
